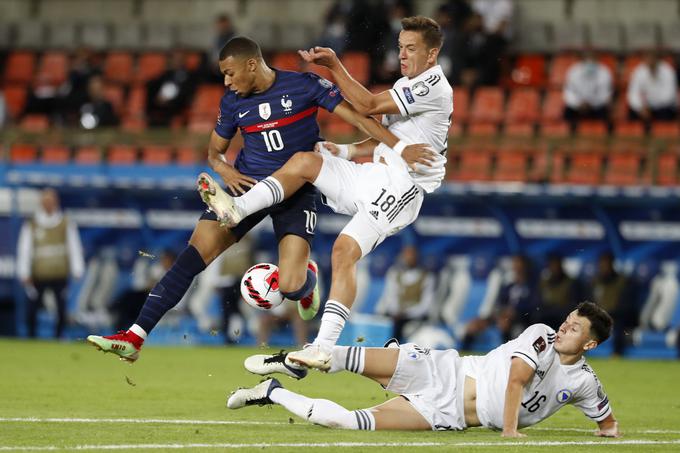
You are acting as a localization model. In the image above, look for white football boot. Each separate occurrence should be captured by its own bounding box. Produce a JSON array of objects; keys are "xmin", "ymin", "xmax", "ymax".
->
[
  {"xmin": 227, "ymin": 378, "xmax": 282, "ymax": 409},
  {"xmin": 244, "ymin": 351, "xmax": 308, "ymax": 380},
  {"xmin": 196, "ymin": 172, "xmax": 244, "ymax": 228},
  {"xmin": 287, "ymin": 344, "xmax": 332, "ymax": 372}
]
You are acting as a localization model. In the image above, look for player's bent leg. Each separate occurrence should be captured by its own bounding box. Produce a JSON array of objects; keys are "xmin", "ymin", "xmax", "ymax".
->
[
  {"xmin": 277, "ymin": 234, "xmax": 320, "ymax": 321},
  {"xmin": 369, "ymin": 396, "xmax": 432, "ymax": 430},
  {"xmin": 328, "ymin": 234, "xmax": 363, "ymax": 305}
]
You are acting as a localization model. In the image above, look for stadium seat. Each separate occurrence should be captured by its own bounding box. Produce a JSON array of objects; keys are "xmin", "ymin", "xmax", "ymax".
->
[
  {"xmin": 37, "ymin": 51, "xmax": 69, "ymax": 86},
  {"xmin": 74, "ymin": 146, "xmax": 102, "ymax": 164},
  {"xmin": 103, "ymin": 84, "xmax": 125, "ymax": 116},
  {"xmin": 104, "ymin": 52, "xmax": 135, "ymax": 85},
  {"xmin": 611, "ymin": 93, "xmax": 629, "ymax": 123},
  {"xmin": 548, "ymin": 53, "xmax": 578, "ymax": 88},
  {"xmin": 469, "ymin": 87, "xmax": 504, "ymax": 125},
  {"xmin": 453, "ymin": 147, "xmax": 493, "ymax": 182},
  {"xmin": 10, "ymin": 144, "xmax": 38, "ymax": 163},
  {"xmin": 189, "ymin": 85, "xmax": 224, "ymax": 127},
  {"xmin": 467, "ymin": 123, "xmax": 498, "ymax": 137},
  {"xmin": 341, "ymin": 52, "xmax": 371, "ymax": 85},
  {"xmin": 614, "ymin": 122, "xmax": 645, "ymax": 138},
  {"xmin": 620, "ymin": 55, "xmax": 643, "ymax": 87},
  {"xmin": 452, "ymin": 87, "xmax": 469, "ymax": 125},
  {"xmin": 505, "ymin": 88, "xmax": 540, "ymax": 125},
  {"xmin": 652, "ymin": 122, "xmax": 680, "ymax": 139},
  {"xmin": 510, "ymin": 55, "xmax": 546, "ymax": 87},
  {"xmin": 19, "ymin": 114, "xmax": 49, "ymax": 132},
  {"xmin": 142, "ymin": 146, "xmax": 172, "ymax": 165},
  {"xmin": 176, "ymin": 146, "xmax": 200, "ymax": 165},
  {"xmin": 122, "ymin": 84, "xmax": 147, "ymax": 131},
  {"xmin": 136, "ymin": 53, "xmax": 167, "ymax": 83},
  {"xmin": 504, "ymin": 123, "xmax": 534, "ymax": 137},
  {"xmin": 494, "ymin": 149, "xmax": 529, "ymax": 182},
  {"xmin": 657, "ymin": 148, "xmax": 679, "ymax": 186},
  {"xmin": 604, "ymin": 153, "xmax": 643, "ymax": 186},
  {"xmin": 3, "ymin": 51, "xmax": 36, "ymax": 84},
  {"xmin": 565, "ymin": 153, "xmax": 604, "ymax": 185},
  {"xmin": 184, "ymin": 52, "xmax": 202, "ymax": 72},
  {"xmin": 597, "ymin": 53, "xmax": 618, "ymax": 80},
  {"xmin": 272, "ymin": 52, "xmax": 302, "ymax": 72},
  {"xmin": 108, "ymin": 145, "xmax": 137, "ymax": 165},
  {"xmin": 41, "ymin": 145, "xmax": 71, "ymax": 164},
  {"xmin": 577, "ymin": 121, "xmax": 608, "ymax": 138},
  {"xmin": 3, "ymin": 85, "xmax": 27, "ymax": 119},
  {"xmin": 540, "ymin": 121, "xmax": 570, "ymax": 138}
]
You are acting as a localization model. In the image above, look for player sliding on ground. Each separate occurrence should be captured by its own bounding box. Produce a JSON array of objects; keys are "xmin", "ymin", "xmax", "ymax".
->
[
  {"xmin": 228, "ymin": 302, "xmax": 620, "ymax": 437},
  {"xmin": 199, "ymin": 16, "xmax": 451, "ymax": 372},
  {"xmin": 86, "ymin": 36, "xmax": 431, "ymax": 363}
]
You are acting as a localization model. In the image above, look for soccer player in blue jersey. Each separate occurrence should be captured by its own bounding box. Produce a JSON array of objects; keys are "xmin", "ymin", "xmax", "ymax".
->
[{"xmin": 87, "ymin": 36, "xmax": 430, "ymax": 363}]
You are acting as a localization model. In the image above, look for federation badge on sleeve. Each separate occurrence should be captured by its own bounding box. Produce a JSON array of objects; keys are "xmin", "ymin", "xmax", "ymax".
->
[{"xmin": 402, "ymin": 86, "xmax": 415, "ymax": 104}]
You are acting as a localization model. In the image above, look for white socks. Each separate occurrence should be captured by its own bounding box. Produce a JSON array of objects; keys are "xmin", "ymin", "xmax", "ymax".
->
[
  {"xmin": 269, "ymin": 388, "xmax": 375, "ymax": 430},
  {"xmin": 129, "ymin": 324, "xmax": 147, "ymax": 339},
  {"xmin": 313, "ymin": 300, "xmax": 350, "ymax": 352},
  {"xmin": 329, "ymin": 346, "xmax": 366, "ymax": 374},
  {"xmin": 234, "ymin": 176, "xmax": 284, "ymax": 217}
]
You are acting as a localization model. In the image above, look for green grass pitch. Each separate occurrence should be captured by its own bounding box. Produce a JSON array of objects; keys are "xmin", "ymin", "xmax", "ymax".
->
[{"xmin": 2, "ymin": 338, "xmax": 679, "ymax": 452}]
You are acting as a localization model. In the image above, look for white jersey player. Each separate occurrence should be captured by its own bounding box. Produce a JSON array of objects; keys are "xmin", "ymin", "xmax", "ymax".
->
[
  {"xmin": 199, "ymin": 16, "xmax": 451, "ymax": 371},
  {"xmin": 229, "ymin": 302, "xmax": 620, "ymax": 438}
]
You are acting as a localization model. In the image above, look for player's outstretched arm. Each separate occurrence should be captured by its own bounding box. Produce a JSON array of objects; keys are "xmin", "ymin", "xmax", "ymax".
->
[
  {"xmin": 299, "ymin": 47, "xmax": 400, "ymax": 116},
  {"xmin": 501, "ymin": 357, "xmax": 535, "ymax": 438},
  {"xmin": 595, "ymin": 414, "xmax": 621, "ymax": 438},
  {"xmin": 207, "ymin": 131, "xmax": 257, "ymax": 194}
]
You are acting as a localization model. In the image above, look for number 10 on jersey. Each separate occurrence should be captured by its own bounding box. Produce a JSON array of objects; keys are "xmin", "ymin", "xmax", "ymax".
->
[{"xmin": 261, "ymin": 130, "xmax": 284, "ymax": 152}]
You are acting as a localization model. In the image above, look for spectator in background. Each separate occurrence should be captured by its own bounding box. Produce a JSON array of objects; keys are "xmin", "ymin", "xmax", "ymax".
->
[
  {"xmin": 470, "ymin": 0, "xmax": 514, "ymax": 85},
  {"xmin": 376, "ymin": 2, "xmax": 410, "ymax": 82},
  {"xmin": 627, "ymin": 49, "xmax": 678, "ymax": 125},
  {"xmin": 376, "ymin": 245, "xmax": 436, "ymax": 342},
  {"xmin": 588, "ymin": 251, "xmax": 635, "ymax": 356},
  {"xmin": 318, "ymin": 1, "xmax": 351, "ymax": 55},
  {"xmin": 16, "ymin": 189, "xmax": 85, "ymax": 338},
  {"xmin": 78, "ymin": 74, "xmax": 119, "ymax": 129},
  {"xmin": 463, "ymin": 254, "xmax": 537, "ymax": 348},
  {"xmin": 536, "ymin": 254, "xmax": 578, "ymax": 329},
  {"xmin": 146, "ymin": 50, "xmax": 198, "ymax": 127},
  {"xmin": 563, "ymin": 50, "xmax": 613, "ymax": 132},
  {"xmin": 59, "ymin": 48, "xmax": 101, "ymax": 124},
  {"xmin": 210, "ymin": 14, "xmax": 236, "ymax": 79}
]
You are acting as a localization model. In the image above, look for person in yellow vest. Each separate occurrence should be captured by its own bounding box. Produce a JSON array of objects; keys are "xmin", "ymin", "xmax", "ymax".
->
[
  {"xmin": 16, "ymin": 188, "xmax": 85, "ymax": 338},
  {"xmin": 377, "ymin": 245, "xmax": 436, "ymax": 342}
]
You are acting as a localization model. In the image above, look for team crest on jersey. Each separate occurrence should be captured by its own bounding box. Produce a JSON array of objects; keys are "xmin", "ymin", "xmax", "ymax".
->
[
  {"xmin": 556, "ymin": 389, "xmax": 572, "ymax": 404},
  {"xmin": 258, "ymin": 102, "xmax": 271, "ymax": 120},
  {"xmin": 318, "ymin": 78, "xmax": 333, "ymax": 89},
  {"xmin": 281, "ymin": 95, "xmax": 293, "ymax": 113},
  {"xmin": 533, "ymin": 336, "xmax": 547, "ymax": 353},
  {"xmin": 411, "ymin": 81, "xmax": 429, "ymax": 96}
]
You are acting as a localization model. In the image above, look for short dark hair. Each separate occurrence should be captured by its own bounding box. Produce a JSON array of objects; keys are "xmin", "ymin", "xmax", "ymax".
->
[
  {"xmin": 219, "ymin": 36, "xmax": 262, "ymax": 61},
  {"xmin": 401, "ymin": 16, "xmax": 444, "ymax": 49},
  {"xmin": 577, "ymin": 301, "xmax": 613, "ymax": 344}
]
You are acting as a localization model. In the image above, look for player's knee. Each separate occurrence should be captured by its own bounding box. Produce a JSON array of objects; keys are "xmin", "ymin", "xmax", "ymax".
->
[
  {"xmin": 289, "ymin": 151, "xmax": 322, "ymax": 180},
  {"xmin": 331, "ymin": 237, "xmax": 361, "ymax": 269}
]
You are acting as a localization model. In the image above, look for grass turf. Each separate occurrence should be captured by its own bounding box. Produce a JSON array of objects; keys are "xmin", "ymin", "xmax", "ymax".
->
[{"xmin": 1, "ymin": 338, "xmax": 679, "ymax": 452}]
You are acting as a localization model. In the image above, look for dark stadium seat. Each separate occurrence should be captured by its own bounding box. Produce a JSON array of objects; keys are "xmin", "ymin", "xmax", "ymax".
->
[
  {"xmin": 505, "ymin": 88, "xmax": 540, "ymax": 125},
  {"xmin": 604, "ymin": 153, "xmax": 643, "ymax": 185},
  {"xmin": 548, "ymin": 53, "xmax": 578, "ymax": 88},
  {"xmin": 74, "ymin": 146, "xmax": 103, "ymax": 164},
  {"xmin": 136, "ymin": 52, "xmax": 167, "ymax": 82},
  {"xmin": 104, "ymin": 52, "xmax": 135, "ymax": 85},
  {"xmin": 10, "ymin": 144, "xmax": 38, "ymax": 163},
  {"xmin": 3, "ymin": 85, "xmax": 27, "ymax": 120},
  {"xmin": 142, "ymin": 145, "xmax": 172, "ymax": 165},
  {"xmin": 37, "ymin": 51, "xmax": 69, "ymax": 86},
  {"xmin": 272, "ymin": 52, "xmax": 302, "ymax": 72},
  {"xmin": 41, "ymin": 145, "xmax": 71, "ymax": 164},
  {"xmin": 452, "ymin": 87, "xmax": 469, "ymax": 125},
  {"xmin": 3, "ymin": 51, "xmax": 36, "ymax": 84},
  {"xmin": 470, "ymin": 87, "xmax": 504, "ymax": 125},
  {"xmin": 510, "ymin": 55, "xmax": 546, "ymax": 87},
  {"xmin": 341, "ymin": 52, "xmax": 370, "ymax": 85},
  {"xmin": 108, "ymin": 145, "xmax": 138, "ymax": 164}
]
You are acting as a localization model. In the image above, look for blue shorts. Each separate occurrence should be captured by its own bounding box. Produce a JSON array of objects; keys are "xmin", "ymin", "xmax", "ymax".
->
[{"xmin": 199, "ymin": 182, "xmax": 317, "ymax": 246}]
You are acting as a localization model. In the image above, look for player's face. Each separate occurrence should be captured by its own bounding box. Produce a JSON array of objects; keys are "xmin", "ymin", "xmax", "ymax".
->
[
  {"xmin": 398, "ymin": 30, "xmax": 437, "ymax": 78},
  {"xmin": 554, "ymin": 310, "xmax": 597, "ymax": 355},
  {"xmin": 219, "ymin": 56, "xmax": 256, "ymax": 97}
]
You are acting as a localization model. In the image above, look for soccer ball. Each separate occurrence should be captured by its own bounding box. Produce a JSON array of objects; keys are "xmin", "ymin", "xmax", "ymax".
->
[{"xmin": 240, "ymin": 263, "xmax": 284, "ymax": 311}]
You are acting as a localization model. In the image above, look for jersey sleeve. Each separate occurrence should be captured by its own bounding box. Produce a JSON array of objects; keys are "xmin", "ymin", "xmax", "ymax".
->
[
  {"xmin": 214, "ymin": 91, "xmax": 237, "ymax": 139},
  {"xmin": 304, "ymin": 73, "xmax": 343, "ymax": 112},
  {"xmin": 510, "ymin": 324, "xmax": 556, "ymax": 370},
  {"xmin": 389, "ymin": 72, "xmax": 447, "ymax": 116},
  {"xmin": 572, "ymin": 372, "xmax": 612, "ymax": 422}
]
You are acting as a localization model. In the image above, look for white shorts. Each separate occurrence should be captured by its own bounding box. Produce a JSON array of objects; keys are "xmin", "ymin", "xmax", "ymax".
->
[
  {"xmin": 385, "ymin": 342, "xmax": 467, "ymax": 431},
  {"xmin": 316, "ymin": 153, "xmax": 424, "ymax": 257}
]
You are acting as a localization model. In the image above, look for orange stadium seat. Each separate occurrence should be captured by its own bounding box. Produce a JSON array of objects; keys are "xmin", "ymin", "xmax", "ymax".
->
[
  {"xmin": 604, "ymin": 153, "xmax": 642, "ymax": 185},
  {"xmin": 341, "ymin": 52, "xmax": 370, "ymax": 85},
  {"xmin": 652, "ymin": 122, "xmax": 680, "ymax": 139},
  {"xmin": 3, "ymin": 85, "xmax": 27, "ymax": 119},
  {"xmin": 74, "ymin": 146, "xmax": 103, "ymax": 164},
  {"xmin": 10, "ymin": 144, "xmax": 38, "ymax": 163},
  {"xmin": 565, "ymin": 153, "xmax": 604, "ymax": 185},
  {"xmin": 272, "ymin": 52, "xmax": 302, "ymax": 72},
  {"xmin": 4, "ymin": 51, "xmax": 36, "ymax": 84},
  {"xmin": 548, "ymin": 53, "xmax": 578, "ymax": 88},
  {"xmin": 620, "ymin": 55, "xmax": 643, "ymax": 87},
  {"xmin": 41, "ymin": 145, "xmax": 70, "ymax": 163},
  {"xmin": 104, "ymin": 52, "xmax": 135, "ymax": 85},
  {"xmin": 470, "ymin": 87, "xmax": 504, "ymax": 125},
  {"xmin": 541, "ymin": 89, "xmax": 565, "ymax": 123},
  {"xmin": 103, "ymin": 84, "xmax": 125, "ymax": 116},
  {"xmin": 122, "ymin": 84, "xmax": 147, "ymax": 131},
  {"xmin": 540, "ymin": 122, "xmax": 570, "ymax": 138},
  {"xmin": 176, "ymin": 146, "xmax": 200, "ymax": 165},
  {"xmin": 597, "ymin": 53, "xmax": 618, "ymax": 82},
  {"xmin": 136, "ymin": 53, "xmax": 167, "ymax": 83},
  {"xmin": 142, "ymin": 145, "xmax": 173, "ymax": 165},
  {"xmin": 108, "ymin": 145, "xmax": 137, "ymax": 164},
  {"xmin": 577, "ymin": 121, "xmax": 608, "ymax": 138},
  {"xmin": 188, "ymin": 85, "xmax": 223, "ymax": 131},
  {"xmin": 185, "ymin": 52, "xmax": 202, "ymax": 72},
  {"xmin": 36, "ymin": 51, "xmax": 68, "ymax": 86},
  {"xmin": 454, "ymin": 147, "xmax": 493, "ymax": 182},
  {"xmin": 452, "ymin": 87, "xmax": 469, "ymax": 125},
  {"xmin": 657, "ymin": 149, "xmax": 679, "ymax": 185},
  {"xmin": 19, "ymin": 114, "xmax": 49, "ymax": 132},
  {"xmin": 510, "ymin": 55, "xmax": 546, "ymax": 87},
  {"xmin": 504, "ymin": 123, "xmax": 534, "ymax": 137},
  {"xmin": 494, "ymin": 149, "xmax": 529, "ymax": 182},
  {"xmin": 467, "ymin": 123, "xmax": 498, "ymax": 136},
  {"xmin": 505, "ymin": 88, "xmax": 540, "ymax": 125},
  {"xmin": 614, "ymin": 121, "xmax": 645, "ymax": 138}
]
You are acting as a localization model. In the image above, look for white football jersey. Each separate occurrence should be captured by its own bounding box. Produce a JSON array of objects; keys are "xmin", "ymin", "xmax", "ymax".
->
[
  {"xmin": 374, "ymin": 64, "xmax": 452, "ymax": 193},
  {"xmin": 462, "ymin": 324, "xmax": 612, "ymax": 430}
]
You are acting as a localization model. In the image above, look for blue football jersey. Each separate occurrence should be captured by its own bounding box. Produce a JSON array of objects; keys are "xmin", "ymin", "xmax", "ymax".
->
[{"xmin": 214, "ymin": 70, "xmax": 344, "ymax": 180}]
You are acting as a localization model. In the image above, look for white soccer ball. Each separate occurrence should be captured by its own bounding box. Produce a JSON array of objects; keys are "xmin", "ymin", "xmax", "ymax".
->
[{"xmin": 240, "ymin": 263, "xmax": 284, "ymax": 311}]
